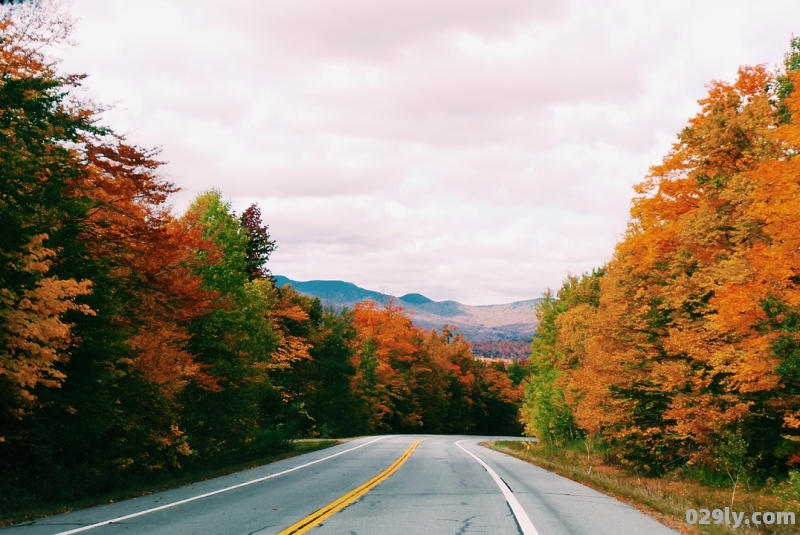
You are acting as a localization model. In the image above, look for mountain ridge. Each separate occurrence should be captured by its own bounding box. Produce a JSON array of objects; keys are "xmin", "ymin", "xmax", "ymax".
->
[{"xmin": 273, "ymin": 275, "xmax": 540, "ymax": 343}]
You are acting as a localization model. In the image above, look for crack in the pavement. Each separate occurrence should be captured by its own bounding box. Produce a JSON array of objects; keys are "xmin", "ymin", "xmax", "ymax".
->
[
  {"xmin": 15, "ymin": 523, "xmax": 84, "ymax": 527},
  {"xmin": 506, "ymin": 502, "xmax": 524, "ymax": 535},
  {"xmin": 247, "ymin": 524, "xmax": 274, "ymax": 535},
  {"xmin": 456, "ymin": 515, "xmax": 477, "ymax": 535}
]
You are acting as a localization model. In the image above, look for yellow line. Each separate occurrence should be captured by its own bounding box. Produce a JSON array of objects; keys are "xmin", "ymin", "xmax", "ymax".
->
[{"xmin": 277, "ymin": 439, "xmax": 423, "ymax": 535}]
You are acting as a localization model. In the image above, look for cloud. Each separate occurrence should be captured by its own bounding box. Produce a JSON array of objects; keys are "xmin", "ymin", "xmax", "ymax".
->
[
  {"xmin": 55, "ymin": 0, "xmax": 800, "ymax": 304},
  {"xmin": 214, "ymin": 0, "xmax": 568, "ymax": 61}
]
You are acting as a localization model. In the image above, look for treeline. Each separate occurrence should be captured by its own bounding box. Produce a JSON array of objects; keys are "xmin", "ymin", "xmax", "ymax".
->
[
  {"xmin": 472, "ymin": 340, "xmax": 532, "ymax": 361},
  {"xmin": 521, "ymin": 41, "xmax": 800, "ymax": 478},
  {"xmin": 0, "ymin": 6, "xmax": 521, "ymax": 513}
]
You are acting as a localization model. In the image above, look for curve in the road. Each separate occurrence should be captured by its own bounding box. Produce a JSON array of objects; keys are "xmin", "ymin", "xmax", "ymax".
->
[
  {"xmin": 4, "ymin": 436, "xmax": 679, "ymax": 535},
  {"xmin": 455, "ymin": 440, "xmax": 539, "ymax": 535}
]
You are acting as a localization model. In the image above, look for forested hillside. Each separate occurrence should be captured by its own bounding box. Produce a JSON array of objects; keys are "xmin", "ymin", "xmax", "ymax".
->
[
  {"xmin": 0, "ymin": 6, "xmax": 522, "ymax": 516},
  {"xmin": 521, "ymin": 41, "xmax": 800, "ymax": 481}
]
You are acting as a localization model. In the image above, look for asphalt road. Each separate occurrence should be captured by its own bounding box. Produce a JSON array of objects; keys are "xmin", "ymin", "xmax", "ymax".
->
[{"xmin": 2, "ymin": 435, "xmax": 678, "ymax": 535}]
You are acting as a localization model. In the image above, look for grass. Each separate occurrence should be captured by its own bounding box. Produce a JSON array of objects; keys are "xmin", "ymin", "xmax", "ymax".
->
[
  {"xmin": 487, "ymin": 440, "xmax": 799, "ymax": 535},
  {"xmin": 0, "ymin": 439, "xmax": 340, "ymax": 528}
]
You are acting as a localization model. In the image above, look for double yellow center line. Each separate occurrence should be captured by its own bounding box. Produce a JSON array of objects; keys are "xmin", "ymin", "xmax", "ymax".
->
[{"xmin": 278, "ymin": 439, "xmax": 423, "ymax": 535}]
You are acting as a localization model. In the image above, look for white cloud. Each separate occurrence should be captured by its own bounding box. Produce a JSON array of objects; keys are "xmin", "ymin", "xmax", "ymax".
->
[{"xmin": 51, "ymin": 0, "xmax": 800, "ymax": 304}]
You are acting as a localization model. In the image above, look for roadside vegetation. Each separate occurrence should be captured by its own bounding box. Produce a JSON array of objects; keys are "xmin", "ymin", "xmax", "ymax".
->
[
  {"xmin": 514, "ymin": 37, "xmax": 800, "ymax": 533},
  {"xmin": 1, "ymin": 439, "xmax": 338, "ymax": 527},
  {"xmin": 0, "ymin": 2, "xmax": 523, "ymax": 524},
  {"xmin": 492, "ymin": 440, "xmax": 799, "ymax": 534}
]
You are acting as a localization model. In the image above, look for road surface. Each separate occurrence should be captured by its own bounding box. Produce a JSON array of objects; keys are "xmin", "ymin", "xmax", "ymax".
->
[{"xmin": 2, "ymin": 435, "xmax": 677, "ymax": 534}]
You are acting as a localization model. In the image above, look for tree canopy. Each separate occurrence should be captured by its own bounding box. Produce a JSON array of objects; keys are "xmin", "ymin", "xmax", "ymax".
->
[{"xmin": 520, "ymin": 43, "xmax": 800, "ymax": 477}]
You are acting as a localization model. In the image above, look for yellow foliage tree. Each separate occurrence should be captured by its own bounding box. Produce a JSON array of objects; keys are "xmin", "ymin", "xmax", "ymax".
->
[
  {"xmin": 0, "ymin": 235, "xmax": 93, "ymax": 403},
  {"xmin": 566, "ymin": 60, "xmax": 800, "ymax": 472}
]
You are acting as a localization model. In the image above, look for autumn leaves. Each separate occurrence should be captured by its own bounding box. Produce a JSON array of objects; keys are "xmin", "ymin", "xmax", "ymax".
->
[
  {"xmin": 350, "ymin": 301, "xmax": 522, "ymax": 435},
  {"xmin": 523, "ymin": 42, "xmax": 800, "ymax": 475},
  {"xmin": 0, "ymin": 6, "xmax": 524, "ymax": 513}
]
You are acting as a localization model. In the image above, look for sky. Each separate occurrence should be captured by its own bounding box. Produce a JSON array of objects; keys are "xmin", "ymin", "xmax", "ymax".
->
[{"xmin": 42, "ymin": 0, "xmax": 800, "ymax": 304}]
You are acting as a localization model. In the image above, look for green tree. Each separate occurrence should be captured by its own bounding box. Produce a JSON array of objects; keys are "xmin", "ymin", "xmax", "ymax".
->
[
  {"xmin": 521, "ymin": 272, "xmax": 602, "ymax": 446},
  {"xmin": 240, "ymin": 204, "xmax": 276, "ymax": 281},
  {"xmin": 299, "ymin": 307, "xmax": 360, "ymax": 437},
  {"xmin": 179, "ymin": 191, "xmax": 282, "ymax": 458}
]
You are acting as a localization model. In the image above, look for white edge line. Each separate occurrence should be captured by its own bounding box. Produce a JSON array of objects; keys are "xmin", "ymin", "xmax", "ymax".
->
[
  {"xmin": 455, "ymin": 440, "xmax": 539, "ymax": 535},
  {"xmin": 53, "ymin": 436, "xmax": 389, "ymax": 535}
]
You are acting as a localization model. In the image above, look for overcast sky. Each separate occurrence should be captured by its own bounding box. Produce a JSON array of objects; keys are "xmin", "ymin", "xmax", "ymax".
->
[{"xmin": 49, "ymin": 0, "xmax": 800, "ymax": 304}]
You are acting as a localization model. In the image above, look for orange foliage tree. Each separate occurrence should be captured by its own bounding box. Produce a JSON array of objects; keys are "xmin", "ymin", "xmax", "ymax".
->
[
  {"xmin": 76, "ymin": 140, "xmax": 219, "ymax": 395},
  {"xmin": 351, "ymin": 300, "xmax": 425, "ymax": 432},
  {"xmin": 551, "ymin": 50, "xmax": 800, "ymax": 474},
  {"xmin": 350, "ymin": 300, "xmax": 524, "ymax": 434},
  {"xmin": 0, "ymin": 7, "xmax": 95, "ymax": 407}
]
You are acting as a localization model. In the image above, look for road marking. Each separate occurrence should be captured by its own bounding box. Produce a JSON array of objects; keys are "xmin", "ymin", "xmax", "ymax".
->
[
  {"xmin": 53, "ymin": 436, "xmax": 389, "ymax": 535},
  {"xmin": 455, "ymin": 440, "xmax": 540, "ymax": 535},
  {"xmin": 277, "ymin": 439, "xmax": 423, "ymax": 535}
]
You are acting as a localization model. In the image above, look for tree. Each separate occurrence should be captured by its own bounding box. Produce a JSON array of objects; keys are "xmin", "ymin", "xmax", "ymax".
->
[
  {"xmin": 562, "ymin": 56, "xmax": 800, "ymax": 473},
  {"xmin": 292, "ymin": 305, "xmax": 360, "ymax": 438},
  {"xmin": 0, "ymin": 6, "xmax": 95, "ymax": 407},
  {"xmin": 521, "ymin": 273, "xmax": 601, "ymax": 446},
  {"xmin": 473, "ymin": 362, "xmax": 524, "ymax": 435},
  {"xmin": 240, "ymin": 204, "xmax": 276, "ymax": 281},
  {"xmin": 350, "ymin": 300, "xmax": 423, "ymax": 432},
  {"xmin": 178, "ymin": 191, "xmax": 283, "ymax": 457},
  {"xmin": 1, "ymin": 4, "xmax": 226, "ymax": 509}
]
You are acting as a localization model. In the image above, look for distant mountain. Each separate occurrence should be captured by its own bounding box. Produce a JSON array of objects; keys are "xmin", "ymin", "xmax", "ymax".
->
[
  {"xmin": 272, "ymin": 276, "xmax": 387, "ymax": 304},
  {"xmin": 273, "ymin": 276, "xmax": 540, "ymax": 344},
  {"xmin": 398, "ymin": 293, "xmax": 433, "ymax": 305}
]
